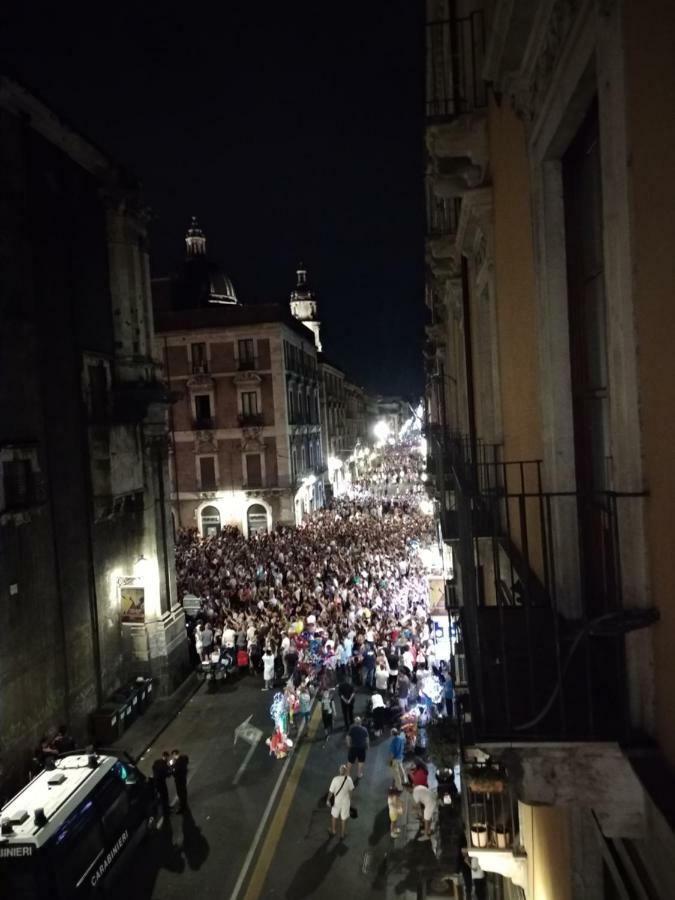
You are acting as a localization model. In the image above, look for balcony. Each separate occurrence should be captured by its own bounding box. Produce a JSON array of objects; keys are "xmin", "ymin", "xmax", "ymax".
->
[
  {"xmin": 237, "ymin": 356, "xmax": 257, "ymax": 371},
  {"xmin": 436, "ymin": 430, "xmax": 656, "ymax": 744},
  {"xmin": 425, "ymin": 10, "xmax": 487, "ymax": 122},
  {"xmin": 192, "ymin": 417, "xmax": 215, "ymax": 431},
  {"xmin": 238, "ymin": 413, "xmax": 264, "ymax": 427}
]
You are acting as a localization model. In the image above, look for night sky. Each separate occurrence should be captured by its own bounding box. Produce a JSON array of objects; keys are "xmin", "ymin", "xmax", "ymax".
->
[{"xmin": 2, "ymin": 3, "xmax": 425, "ymax": 397}]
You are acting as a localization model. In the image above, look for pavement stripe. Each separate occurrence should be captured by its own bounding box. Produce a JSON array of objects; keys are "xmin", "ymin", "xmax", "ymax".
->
[{"xmin": 240, "ymin": 704, "xmax": 322, "ymax": 900}]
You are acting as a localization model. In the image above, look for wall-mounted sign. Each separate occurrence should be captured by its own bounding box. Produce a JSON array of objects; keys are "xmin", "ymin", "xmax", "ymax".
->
[{"xmin": 118, "ymin": 576, "xmax": 145, "ymax": 623}]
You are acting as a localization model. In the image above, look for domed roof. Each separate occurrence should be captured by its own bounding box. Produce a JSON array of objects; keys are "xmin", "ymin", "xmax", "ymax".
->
[{"xmin": 176, "ymin": 218, "xmax": 239, "ymax": 308}]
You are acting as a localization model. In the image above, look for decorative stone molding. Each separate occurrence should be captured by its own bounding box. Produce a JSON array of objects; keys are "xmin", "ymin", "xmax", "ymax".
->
[
  {"xmin": 187, "ymin": 373, "xmax": 215, "ymax": 390},
  {"xmin": 195, "ymin": 433, "xmax": 217, "ymax": 453},
  {"xmin": 233, "ymin": 371, "xmax": 262, "ymax": 385}
]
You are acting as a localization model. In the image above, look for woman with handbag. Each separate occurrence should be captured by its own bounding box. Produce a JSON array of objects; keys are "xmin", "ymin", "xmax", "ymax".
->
[{"xmin": 326, "ymin": 764, "xmax": 355, "ymax": 839}]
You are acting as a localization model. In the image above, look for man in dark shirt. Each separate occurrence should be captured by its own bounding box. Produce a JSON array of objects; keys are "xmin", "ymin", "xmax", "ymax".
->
[
  {"xmin": 346, "ymin": 716, "xmax": 369, "ymax": 779},
  {"xmin": 337, "ymin": 679, "xmax": 356, "ymax": 731},
  {"xmin": 171, "ymin": 749, "xmax": 190, "ymax": 813},
  {"xmin": 152, "ymin": 751, "xmax": 172, "ymax": 820}
]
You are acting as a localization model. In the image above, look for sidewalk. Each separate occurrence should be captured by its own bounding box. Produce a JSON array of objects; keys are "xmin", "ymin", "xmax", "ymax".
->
[{"xmin": 110, "ymin": 672, "xmax": 202, "ymax": 764}]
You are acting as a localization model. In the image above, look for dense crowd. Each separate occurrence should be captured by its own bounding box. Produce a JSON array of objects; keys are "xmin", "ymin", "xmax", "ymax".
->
[{"xmin": 176, "ymin": 459, "xmax": 434, "ymax": 692}]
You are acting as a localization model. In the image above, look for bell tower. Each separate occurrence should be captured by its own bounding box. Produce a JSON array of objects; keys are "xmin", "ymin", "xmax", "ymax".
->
[{"xmin": 289, "ymin": 263, "xmax": 322, "ymax": 351}]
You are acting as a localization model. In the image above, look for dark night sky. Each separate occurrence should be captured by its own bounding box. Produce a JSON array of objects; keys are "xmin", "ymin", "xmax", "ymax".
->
[{"xmin": 1, "ymin": 3, "xmax": 425, "ymax": 397}]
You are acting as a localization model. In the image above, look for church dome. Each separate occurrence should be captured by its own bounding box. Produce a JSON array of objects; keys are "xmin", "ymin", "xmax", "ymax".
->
[{"xmin": 177, "ymin": 218, "xmax": 238, "ymax": 307}]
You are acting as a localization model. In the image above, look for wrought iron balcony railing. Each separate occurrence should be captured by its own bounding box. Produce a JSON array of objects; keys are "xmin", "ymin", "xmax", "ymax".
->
[
  {"xmin": 426, "ymin": 10, "xmax": 487, "ymax": 122},
  {"xmin": 238, "ymin": 413, "xmax": 264, "ymax": 427},
  {"xmin": 192, "ymin": 417, "xmax": 215, "ymax": 431},
  {"xmin": 432, "ymin": 428, "xmax": 655, "ymax": 744}
]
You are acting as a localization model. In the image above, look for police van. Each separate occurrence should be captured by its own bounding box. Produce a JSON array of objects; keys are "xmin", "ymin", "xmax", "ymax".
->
[{"xmin": 0, "ymin": 752, "xmax": 154, "ymax": 898}]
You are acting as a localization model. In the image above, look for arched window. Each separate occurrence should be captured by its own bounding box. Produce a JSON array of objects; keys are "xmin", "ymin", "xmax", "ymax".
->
[
  {"xmin": 201, "ymin": 505, "xmax": 221, "ymax": 537},
  {"xmin": 247, "ymin": 503, "xmax": 268, "ymax": 535}
]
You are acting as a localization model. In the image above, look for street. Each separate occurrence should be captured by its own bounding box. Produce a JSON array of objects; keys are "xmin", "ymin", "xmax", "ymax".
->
[{"xmin": 116, "ymin": 673, "xmax": 438, "ymax": 900}]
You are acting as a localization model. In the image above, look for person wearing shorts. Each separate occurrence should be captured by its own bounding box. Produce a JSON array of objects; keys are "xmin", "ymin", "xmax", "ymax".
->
[
  {"xmin": 388, "ymin": 787, "xmax": 404, "ymax": 837},
  {"xmin": 410, "ymin": 783, "xmax": 437, "ymax": 839},
  {"xmin": 346, "ymin": 716, "xmax": 369, "ymax": 779},
  {"xmin": 327, "ymin": 765, "xmax": 354, "ymax": 839}
]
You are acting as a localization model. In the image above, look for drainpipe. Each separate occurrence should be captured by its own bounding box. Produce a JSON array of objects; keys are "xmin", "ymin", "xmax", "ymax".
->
[{"xmin": 461, "ymin": 254, "xmax": 478, "ymax": 482}]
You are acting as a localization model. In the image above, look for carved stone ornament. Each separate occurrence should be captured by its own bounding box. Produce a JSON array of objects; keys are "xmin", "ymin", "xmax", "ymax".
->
[
  {"xmin": 195, "ymin": 433, "xmax": 217, "ymax": 453},
  {"xmin": 521, "ymin": 0, "xmax": 582, "ymax": 121}
]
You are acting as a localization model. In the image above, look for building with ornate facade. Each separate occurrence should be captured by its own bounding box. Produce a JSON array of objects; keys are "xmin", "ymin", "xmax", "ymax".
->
[
  {"xmin": 0, "ymin": 78, "xmax": 188, "ymax": 793},
  {"xmin": 424, "ymin": 1, "xmax": 675, "ymax": 897},
  {"xmin": 318, "ymin": 357, "xmax": 347, "ymax": 498},
  {"xmin": 152, "ymin": 226, "xmax": 325, "ymax": 536}
]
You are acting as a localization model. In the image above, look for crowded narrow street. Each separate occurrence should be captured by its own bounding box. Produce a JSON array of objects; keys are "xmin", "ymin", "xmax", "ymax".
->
[{"xmin": 113, "ymin": 438, "xmax": 459, "ymax": 900}]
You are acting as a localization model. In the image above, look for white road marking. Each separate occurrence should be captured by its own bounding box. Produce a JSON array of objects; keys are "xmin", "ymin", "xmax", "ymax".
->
[
  {"xmin": 232, "ymin": 739, "xmax": 261, "ymax": 786},
  {"xmin": 228, "ymin": 714, "xmax": 310, "ymax": 900}
]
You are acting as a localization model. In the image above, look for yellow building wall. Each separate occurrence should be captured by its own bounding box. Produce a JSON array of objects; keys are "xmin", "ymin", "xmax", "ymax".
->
[
  {"xmin": 624, "ymin": 0, "xmax": 675, "ymax": 766},
  {"xmin": 522, "ymin": 804, "xmax": 573, "ymax": 900},
  {"xmin": 488, "ymin": 96, "xmax": 543, "ymax": 470},
  {"xmin": 488, "ymin": 97, "xmax": 545, "ymax": 580}
]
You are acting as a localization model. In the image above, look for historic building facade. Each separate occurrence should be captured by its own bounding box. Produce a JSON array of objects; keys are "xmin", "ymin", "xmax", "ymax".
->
[
  {"xmin": 0, "ymin": 78, "xmax": 188, "ymax": 793},
  {"xmin": 318, "ymin": 357, "xmax": 347, "ymax": 498},
  {"xmin": 153, "ymin": 227, "xmax": 324, "ymax": 536},
  {"xmin": 289, "ymin": 262, "xmax": 322, "ymax": 352},
  {"xmin": 425, "ymin": 1, "xmax": 675, "ymax": 897}
]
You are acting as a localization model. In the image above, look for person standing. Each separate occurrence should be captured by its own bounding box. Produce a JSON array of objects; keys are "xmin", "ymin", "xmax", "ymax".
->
[
  {"xmin": 388, "ymin": 787, "xmax": 404, "ymax": 838},
  {"xmin": 337, "ymin": 679, "xmax": 356, "ymax": 730},
  {"xmin": 397, "ymin": 671, "xmax": 410, "ymax": 712},
  {"xmin": 171, "ymin": 749, "xmax": 189, "ymax": 813},
  {"xmin": 152, "ymin": 751, "xmax": 172, "ymax": 820},
  {"xmin": 388, "ymin": 727, "xmax": 407, "ymax": 791},
  {"xmin": 299, "ymin": 686, "xmax": 312, "ymax": 729},
  {"xmin": 320, "ymin": 689, "xmax": 336, "ymax": 739},
  {"xmin": 327, "ymin": 764, "xmax": 354, "ymax": 840},
  {"xmin": 470, "ymin": 857, "xmax": 487, "ymax": 899},
  {"xmin": 346, "ymin": 716, "xmax": 369, "ymax": 780},
  {"xmin": 262, "ymin": 646, "xmax": 276, "ymax": 691}
]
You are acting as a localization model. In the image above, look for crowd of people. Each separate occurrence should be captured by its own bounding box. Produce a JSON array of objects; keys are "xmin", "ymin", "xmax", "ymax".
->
[{"xmin": 174, "ymin": 441, "xmax": 484, "ymax": 893}]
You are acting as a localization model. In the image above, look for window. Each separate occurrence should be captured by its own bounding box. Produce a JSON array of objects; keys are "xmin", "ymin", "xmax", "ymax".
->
[
  {"xmin": 88, "ymin": 362, "xmax": 108, "ymax": 422},
  {"xmin": 3, "ymin": 459, "xmax": 34, "ymax": 509},
  {"xmin": 199, "ymin": 457, "xmax": 216, "ymax": 490},
  {"xmin": 247, "ymin": 503, "xmax": 268, "ymax": 534},
  {"xmin": 245, "ymin": 454, "xmax": 262, "ymax": 488},
  {"xmin": 194, "ymin": 394, "xmax": 212, "ymax": 421},
  {"xmin": 288, "ymin": 390, "xmax": 295, "ymax": 421},
  {"xmin": 191, "ymin": 342, "xmax": 207, "ymax": 373},
  {"xmin": 201, "ymin": 505, "xmax": 221, "ymax": 536},
  {"xmin": 238, "ymin": 339, "xmax": 255, "ymax": 367},
  {"xmin": 241, "ymin": 392, "xmax": 258, "ymax": 416}
]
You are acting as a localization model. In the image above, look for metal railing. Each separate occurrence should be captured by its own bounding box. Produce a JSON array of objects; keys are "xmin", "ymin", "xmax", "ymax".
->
[
  {"xmin": 237, "ymin": 413, "xmax": 264, "ymax": 427},
  {"xmin": 426, "ymin": 177, "xmax": 461, "ymax": 236},
  {"xmin": 192, "ymin": 417, "xmax": 215, "ymax": 430},
  {"xmin": 433, "ymin": 430, "xmax": 654, "ymax": 742},
  {"xmin": 237, "ymin": 356, "xmax": 257, "ymax": 371},
  {"xmin": 462, "ymin": 768, "xmax": 518, "ymax": 853},
  {"xmin": 426, "ymin": 11, "xmax": 487, "ymax": 121}
]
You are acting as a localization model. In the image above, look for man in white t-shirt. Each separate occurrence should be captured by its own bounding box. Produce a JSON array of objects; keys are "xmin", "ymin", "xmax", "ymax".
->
[
  {"xmin": 410, "ymin": 784, "xmax": 437, "ymax": 839},
  {"xmin": 327, "ymin": 764, "xmax": 355, "ymax": 839}
]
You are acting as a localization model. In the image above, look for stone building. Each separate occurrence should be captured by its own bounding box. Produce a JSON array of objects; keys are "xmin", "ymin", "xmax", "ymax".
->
[
  {"xmin": 424, "ymin": 1, "xmax": 675, "ymax": 897},
  {"xmin": 0, "ymin": 78, "xmax": 188, "ymax": 792},
  {"xmin": 152, "ymin": 226, "xmax": 325, "ymax": 537},
  {"xmin": 289, "ymin": 262, "xmax": 322, "ymax": 352},
  {"xmin": 318, "ymin": 357, "xmax": 347, "ymax": 498}
]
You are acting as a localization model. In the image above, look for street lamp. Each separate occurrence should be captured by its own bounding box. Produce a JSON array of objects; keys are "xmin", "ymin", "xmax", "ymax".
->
[{"xmin": 373, "ymin": 420, "xmax": 390, "ymax": 444}]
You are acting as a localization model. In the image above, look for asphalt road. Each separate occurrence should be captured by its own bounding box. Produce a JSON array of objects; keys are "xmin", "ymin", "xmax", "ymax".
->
[{"xmin": 114, "ymin": 674, "xmax": 439, "ymax": 900}]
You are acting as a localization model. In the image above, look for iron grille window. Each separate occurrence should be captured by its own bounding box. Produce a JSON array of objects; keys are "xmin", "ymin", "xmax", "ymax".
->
[
  {"xmin": 238, "ymin": 339, "xmax": 255, "ymax": 367},
  {"xmin": 191, "ymin": 342, "xmax": 208, "ymax": 373},
  {"xmin": 3, "ymin": 459, "xmax": 35, "ymax": 509},
  {"xmin": 199, "ymin": 457, "xmax": 216, "ymax": 490},
  {"xmin": 241, "ymin": 392, "xmax": 258, "ymax": 416}
]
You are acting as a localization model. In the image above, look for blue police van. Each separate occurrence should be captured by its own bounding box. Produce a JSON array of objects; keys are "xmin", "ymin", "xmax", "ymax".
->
[{"xmin": 0, "ymin": 752, "xmax": 154, "ymax": 898}]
